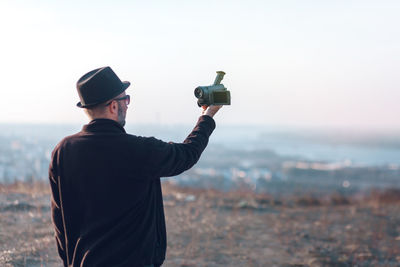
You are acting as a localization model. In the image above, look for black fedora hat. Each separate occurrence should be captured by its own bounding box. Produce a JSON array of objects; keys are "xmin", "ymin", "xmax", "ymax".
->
[{"xmin": 76, "ymin": 66, "xmax": 131, "ymax": 108}]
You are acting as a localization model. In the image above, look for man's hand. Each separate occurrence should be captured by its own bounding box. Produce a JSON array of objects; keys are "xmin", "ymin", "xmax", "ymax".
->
[{"xmin": 201, "ymin": 105, "xmax": 223, "ymax": 118}]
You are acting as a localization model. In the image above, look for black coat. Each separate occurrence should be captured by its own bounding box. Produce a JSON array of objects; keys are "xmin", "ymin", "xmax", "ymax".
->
[{"xmin": 49, "ymin": 116, "xmax": 215, "ymax": 267}]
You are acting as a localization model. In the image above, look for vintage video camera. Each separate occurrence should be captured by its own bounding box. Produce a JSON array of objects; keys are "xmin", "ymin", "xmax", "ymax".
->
[{"xmin": 194, "ymin": 71, "xmax": 231, "ymax": 107}]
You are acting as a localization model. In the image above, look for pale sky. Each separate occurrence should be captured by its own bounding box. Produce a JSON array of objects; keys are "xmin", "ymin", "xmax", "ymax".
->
[{"xmin": 0, "ymin": 0, "xmax": 399, "ymax": 129}]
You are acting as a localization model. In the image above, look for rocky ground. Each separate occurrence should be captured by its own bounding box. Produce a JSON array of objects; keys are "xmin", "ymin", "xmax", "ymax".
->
[{"xmin": 0, "ymin": 182, "xmax": 399, "ymax": 267}]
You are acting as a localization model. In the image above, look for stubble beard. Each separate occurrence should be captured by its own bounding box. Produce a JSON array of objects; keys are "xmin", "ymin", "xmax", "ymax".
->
[{"xmin": 117, "ymin": 102, "xmax": 126, "ymax": 127}]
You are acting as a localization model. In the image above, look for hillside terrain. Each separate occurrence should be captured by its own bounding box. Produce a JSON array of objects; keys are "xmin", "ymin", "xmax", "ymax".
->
[{"xmin": 0, "ymin": 182, "xmax": 399, "ymax": 266}]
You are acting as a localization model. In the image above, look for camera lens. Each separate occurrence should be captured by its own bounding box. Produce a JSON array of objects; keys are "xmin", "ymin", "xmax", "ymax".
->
[{"xmin": 194, "ymin": 88, "xmax": 204, "ymax": 98}]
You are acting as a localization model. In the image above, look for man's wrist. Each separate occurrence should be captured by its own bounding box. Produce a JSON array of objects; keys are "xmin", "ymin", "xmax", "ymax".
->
[
  {"xmin": 199, "ymin": 115, "xmax": 216, "ymax": 130},
  {"xmin": 203, "ymin": 111, "xmax": 215, "ymax": 118}
]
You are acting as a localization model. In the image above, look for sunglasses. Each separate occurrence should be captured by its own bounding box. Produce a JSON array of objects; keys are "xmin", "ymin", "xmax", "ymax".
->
[{"xmin": 105, "ymin": 95, "xmax": 130, "ymax": 106}]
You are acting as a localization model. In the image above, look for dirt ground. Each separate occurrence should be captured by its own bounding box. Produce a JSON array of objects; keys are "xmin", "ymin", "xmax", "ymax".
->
[{"xmin": 0, "ymin": 182, "xmax": 399, "ymax": 267}]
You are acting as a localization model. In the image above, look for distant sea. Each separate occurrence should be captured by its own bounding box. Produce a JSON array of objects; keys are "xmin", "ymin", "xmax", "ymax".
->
[{"xmin": 1, "ymin": 123, "xmax": 400, "ymax": 167}]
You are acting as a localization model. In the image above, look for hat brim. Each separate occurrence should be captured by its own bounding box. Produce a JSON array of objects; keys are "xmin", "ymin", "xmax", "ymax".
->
[{"xmin": 77, "ymin": 81, "xmax": 131, "ymax": 108}]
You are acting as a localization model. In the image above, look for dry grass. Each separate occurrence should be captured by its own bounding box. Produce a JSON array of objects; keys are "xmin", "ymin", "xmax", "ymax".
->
[
  {"xmin": 1, "ymin": 181, "xmax": 399, "ymax": 266},
  {"xmin": 0, "ymin": 181, "xmax": 50, "ymax": 196}
]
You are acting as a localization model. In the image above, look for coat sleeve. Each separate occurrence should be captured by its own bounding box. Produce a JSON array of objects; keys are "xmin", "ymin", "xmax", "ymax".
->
[
  {"xmin": 49, "ymin": 149, "xmax": 68, "ymax": 266},
  {"xmin": 140, "ymin": 115, "xmax": 216, "ymax": 178}
]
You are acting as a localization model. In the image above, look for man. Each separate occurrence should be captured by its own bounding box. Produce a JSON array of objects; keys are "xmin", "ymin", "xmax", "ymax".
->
[{"xmin": 49, "ymin": 66, "xmax": 222, "ymax": 267}]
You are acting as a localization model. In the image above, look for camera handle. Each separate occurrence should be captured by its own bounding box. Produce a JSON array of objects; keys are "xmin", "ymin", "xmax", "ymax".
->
[{"xmin": 213, "ymin": 71, "xmax": 226, "ymax": 85}]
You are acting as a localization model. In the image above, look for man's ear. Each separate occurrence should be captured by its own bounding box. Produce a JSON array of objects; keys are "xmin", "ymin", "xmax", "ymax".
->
[{"xmin": 107, "ymin": 100, "xmax": 118, "ymax": 115}]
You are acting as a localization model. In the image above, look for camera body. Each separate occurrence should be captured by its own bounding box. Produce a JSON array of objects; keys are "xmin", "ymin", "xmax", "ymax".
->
[{"xmin": 194, "ymin": 71, "xmax": 230, "ymax": 106}]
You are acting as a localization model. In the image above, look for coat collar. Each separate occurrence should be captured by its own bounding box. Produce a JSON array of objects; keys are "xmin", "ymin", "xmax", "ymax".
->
[{"xmin": 82, "ymin": 119, "xmax": 126, "ymax": 134}]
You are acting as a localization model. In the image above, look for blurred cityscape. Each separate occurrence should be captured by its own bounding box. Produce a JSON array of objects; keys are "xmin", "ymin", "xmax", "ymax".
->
[{"xmin": 1, "ymin": 123, "xmax": 400, "ymax": 196}]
